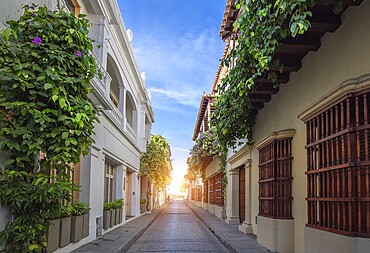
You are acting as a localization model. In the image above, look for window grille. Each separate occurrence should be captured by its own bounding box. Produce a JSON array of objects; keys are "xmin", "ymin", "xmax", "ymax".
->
[
  {"xmin": 305, "ymin": 89, "xmax": 370, "ymax": 237},
  {"xmin": 209, "ymin": 177, "xmax": 215, "ymax": 205},
  {"xmin": 203, "ymin": 181, "xmax": 208, "ymax": 203},
  {"xmin": 258, "ymin": 138, "xmax": 293, "ymax": 219},
  {"xmin": 214, "ymin": 173, "xmax": 224, "ymax": 206}
]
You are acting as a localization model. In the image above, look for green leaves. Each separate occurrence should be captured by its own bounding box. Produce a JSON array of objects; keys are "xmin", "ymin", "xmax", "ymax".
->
[
  {"xmin": 140, "ymin": 134, "xmax": 172, "ymax": 190},
  {"xmin": 212, "ymin": 0, "xmax": 318, "ymax": 149},
  {"xmin": 0, "ymin": 4, "xmax": 98, "ymax": 252}
]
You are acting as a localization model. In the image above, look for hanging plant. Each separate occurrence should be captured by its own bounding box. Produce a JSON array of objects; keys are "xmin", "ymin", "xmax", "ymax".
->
[
  {"xmin": 212, "ymin": 0, "xmax": 354, "ymax": 149},
  {"xmin": 0, "ymin": 4, "xmax": 98, "ymax": 252}
]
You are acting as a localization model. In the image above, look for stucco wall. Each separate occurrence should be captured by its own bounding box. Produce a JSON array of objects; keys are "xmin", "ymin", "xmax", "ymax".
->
[
  {"xmin": 249, "ymin": 1, "xmax": 370, "ymax": 252},
  {"xmin": 0, "ymin": 0, "xmax": 151, "ymax": 252},
  {"xmin": 205, "ymin": 158, "xmax": 221, "ymax": 179}
]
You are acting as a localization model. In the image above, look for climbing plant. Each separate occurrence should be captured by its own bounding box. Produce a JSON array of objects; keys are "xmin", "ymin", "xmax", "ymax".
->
[
  {"xmin": 187, "ymin": 128, "xmax": 228, "ymax": 210},
  {"xmin": 0, "ymin": 5, "xmax": 98, "ymax": 252},
  {"xmin": 187, "ymin": 128, "xmax": 227, "ymax": 181},
  {"xmin": 140, "ymin": 134, "xmax": 172, "ymax": 190},
  {"xmin": 212, "ymin": 0, "xmax": 354, "ymax": 149}
]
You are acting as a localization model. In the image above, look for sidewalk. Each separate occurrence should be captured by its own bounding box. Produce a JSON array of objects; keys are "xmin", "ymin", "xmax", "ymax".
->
[
  {"xmin": 185, "ymin": 201, "xmax": 270, "ymax": 253},
  {"xmin": 73, "ymin": 203, "xmax": 168, "ymax": 253}
]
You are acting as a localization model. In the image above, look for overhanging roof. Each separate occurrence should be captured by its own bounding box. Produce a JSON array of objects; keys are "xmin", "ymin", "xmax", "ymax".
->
[
  {"xmin": 192, "ymin": 94, "xmax": 215, "ymax": 140},
  {"xmin": 219, "ymin": 0, "xmax": 364, "ymax": 114}
]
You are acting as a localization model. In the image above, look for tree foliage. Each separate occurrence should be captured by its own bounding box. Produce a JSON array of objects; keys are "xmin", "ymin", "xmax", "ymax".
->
[
  {"xmin": 140, "ymin": 134, "xmax": 172, "ymax": 190},
  {"xmin": 0, "ymin": 5, "xmax": 97, "ymax": 252}
]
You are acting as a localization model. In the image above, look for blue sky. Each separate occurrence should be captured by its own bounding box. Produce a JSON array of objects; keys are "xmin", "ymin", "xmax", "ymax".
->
[{"xmin": 118, "ymin": 0, "xmax": 226, "ymax": 185}]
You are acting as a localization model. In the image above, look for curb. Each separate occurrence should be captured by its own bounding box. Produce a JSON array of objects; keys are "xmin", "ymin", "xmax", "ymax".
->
[
  {"xmin": 184, "ymin": 200, "xmax": 238, "ymax": 253},
  {"xmin": 118, "ymin": 203, "xmax": 169, "ymax": 253}
]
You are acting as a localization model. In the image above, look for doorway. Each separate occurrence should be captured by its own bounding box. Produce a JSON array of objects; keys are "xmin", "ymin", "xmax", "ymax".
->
[
  {"xmin": 125, "ymin": 171, "xmax": 132, "ymax": 217},
  {"xmin": 239, "ymin": 166, "xmax": 245, "ymax": 223}
]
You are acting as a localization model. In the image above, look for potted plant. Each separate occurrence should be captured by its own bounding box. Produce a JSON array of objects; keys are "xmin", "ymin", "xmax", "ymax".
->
[
  {"xmin": 140, "ymin": 199, "xmax": 147, "ymax": 214},
  {"xmin": 103, "ymin": 202, "xmax": 112, "ymax": 230},
  {"xmin": 59, "ymin": 204, "xmax": 72, "ymax": 248},
  {"xmin": 47, "ymin": 207, "xmax": 61, "ymax": 253},
  {"xmin": 81, "ymin": 203, "xmax": 90, "ymax": 239},
  {"xmin": 70, "ymin": 202, "xmax": 90, "ymax": 243},
  {"xmin": 115, "ymin": 199, "xmax": 124, "ymax": 224},
  {"xmin": 110, "ymin": 201, "xmax": 116, "ymax": 227}
]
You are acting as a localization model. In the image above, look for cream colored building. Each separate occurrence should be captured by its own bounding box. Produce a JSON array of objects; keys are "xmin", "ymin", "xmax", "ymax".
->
[{"xmin": 190, "ymin": 0, "xmax": 370, "ymax": 252}]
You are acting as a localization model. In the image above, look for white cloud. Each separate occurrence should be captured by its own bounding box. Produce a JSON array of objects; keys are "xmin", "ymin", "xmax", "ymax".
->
[
  {"xmin": 132, "ymin": 30, "xmax": 223, "ymax": 111},
  {"xmin": 171, "ymin": 147, "xmax": 190, "ymax": 153}
]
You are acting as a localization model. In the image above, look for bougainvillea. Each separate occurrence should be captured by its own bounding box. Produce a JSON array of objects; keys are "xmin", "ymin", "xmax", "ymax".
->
[{"xmin": 0, "ymin": 5, "xmax": 97, "ymax": 252}]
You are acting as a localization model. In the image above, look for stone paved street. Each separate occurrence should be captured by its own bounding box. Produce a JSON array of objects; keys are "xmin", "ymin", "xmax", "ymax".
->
[{"xmin": 126, "ymin": 200, "xmax": 228, "ymax": 253}]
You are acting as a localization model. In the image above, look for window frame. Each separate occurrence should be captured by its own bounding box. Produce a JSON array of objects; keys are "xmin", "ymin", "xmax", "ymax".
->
[
  {"xmin": 104, "ymin": 162, "xmax": 116, "ymax": 203},
  {"xmin": 305, "ymin": 88, "xmax": 370, "ymax": 238}
]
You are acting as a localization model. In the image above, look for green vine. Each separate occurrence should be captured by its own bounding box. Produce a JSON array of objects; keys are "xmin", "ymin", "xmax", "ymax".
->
[
  {"xmin": 212, "ymin": 0, "xmax": 353, "ymax": 149},
  {"xmin": 187, "ymin": 128, "xmax": 228, "ymax": 208},
  {"xmin": 140, "ymin": 134, "xmax": 172, "ymax": 190},
  {"xmin": 0, "ymin": 5, "xmax": 97, "ymax": 252}
]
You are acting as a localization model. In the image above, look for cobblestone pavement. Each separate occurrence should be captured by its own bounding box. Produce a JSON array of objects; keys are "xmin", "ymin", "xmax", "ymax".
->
[{"xmin": 126, "ymin": 200, "xmax": 228, "ymax": 253}]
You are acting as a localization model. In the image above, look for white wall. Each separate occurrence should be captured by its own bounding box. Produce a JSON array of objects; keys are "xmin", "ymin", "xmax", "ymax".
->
[{"xmin": 0, "ymin": 0, "xmax": 153, "ymax": 252}]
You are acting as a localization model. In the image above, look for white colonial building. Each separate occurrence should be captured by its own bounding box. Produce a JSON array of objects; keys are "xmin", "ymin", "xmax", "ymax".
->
[{"xmin": 0, "ymin": 0, "xmax": 154, "ymax": 252}]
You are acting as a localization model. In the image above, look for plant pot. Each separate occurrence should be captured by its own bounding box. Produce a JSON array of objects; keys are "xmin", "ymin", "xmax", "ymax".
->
[
  {"xmin": 103, "ymin": 210, "xmax": 111, "ymax": 230},
  {"xmin": 118, "ymin": 208, "xmax": 123, "ymax": 224},
  {"xmin": 47, "ymin": 219, "xmax": 60, "ymax": 253},
  {"xmin": 111, "ymin": 209, "xmax": 116, "ymax": 227},
  {"xmin": 71, "ymin": 215, "xmax": 83, "ymax": 243},
  {"xmin": 115, "ymin": 208, "xmax": 120, "ymax": 225},
  {"xmin": 82, "ymin": 213, "xmax": 90, "ymax": 238},
  {"xmin": 59, "ymin": 216, "xmax": 71, "ymax": 248},
  {"xmin": 140, "ymin": 204, "xmax": 147, "ymax": 214}
]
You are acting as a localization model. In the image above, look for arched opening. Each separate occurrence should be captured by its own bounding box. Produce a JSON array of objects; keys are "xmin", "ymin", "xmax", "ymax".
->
[
  {"xmin": 125, "ymin": 91, "xmax": 137, "ymax": 130},
  {"xmin": 107, "ymin": 54, "xmax": 122, "ymax": 109}
]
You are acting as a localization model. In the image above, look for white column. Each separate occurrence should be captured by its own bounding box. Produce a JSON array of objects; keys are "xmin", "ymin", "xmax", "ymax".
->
[
  {"xmin": 225, "ymin": 166, "xmax": 240, "ymax": 224},
  {"xmin": 131, "ymin": 171, "xmax": 140, "ymax": 216},
  {"xmin": 122, "ymin": 90, "xmax": 127, "ymax": 131},
  {"xmin": 140, "ymin": 103, "xmax": 146, "ymax": 150},
  {"xmin": 239, "ymin": 159, "xmax": 253, "ymax": 233}
]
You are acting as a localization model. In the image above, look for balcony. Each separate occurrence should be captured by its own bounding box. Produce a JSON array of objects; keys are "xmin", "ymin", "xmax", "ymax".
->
[
  {"xmin": 89, "ymin": 51, "xmax": 114, "ymax": 111},
  {"xmin": 126, "ymin": 119, "xmax": 137, "ymax": 142}
]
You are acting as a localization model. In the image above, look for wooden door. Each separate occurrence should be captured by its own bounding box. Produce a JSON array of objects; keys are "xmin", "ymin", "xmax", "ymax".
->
[{"xmin": 239, "ymin": 166, "xmax": 245, "ymax": 223}]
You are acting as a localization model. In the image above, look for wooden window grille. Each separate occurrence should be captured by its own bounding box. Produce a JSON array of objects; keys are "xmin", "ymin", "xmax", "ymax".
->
[
  {"xmin": 203, "ymin": 181, "xmax": 208, "ymax": 203},
  {"xmin": 196, "ymin": 186, "xmax": 202, "ymax": 202},
  {"xmin": 258, "ymin": 138, "xmax": 293, "ymax": 219},
  {"xmin": 214, "ymin": 173, "xmax": 224, "ymax": 206},
  {"xmin": 191, "ymin": 188, "xmax": 195, "ymax": 201},
  {"xmin": 209, "ymin": 177, "xmax": 215, "ymax": 205},
  {"xmin": 305, "ymin": 89, "xmax": 370, "ymax": 237}
]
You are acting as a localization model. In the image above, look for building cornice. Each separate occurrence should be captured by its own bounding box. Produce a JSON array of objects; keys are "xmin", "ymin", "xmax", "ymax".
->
[
  {"xmin": 298, "ymin": 74, "xmax": 370, "ymax": 122},
  {"xmin": 227, "ymin": 144, "xmax": 252, "ymax": 164},
  {"xmin": 255, "ymin": 129, "xmax": 296, "ymax": 150}
]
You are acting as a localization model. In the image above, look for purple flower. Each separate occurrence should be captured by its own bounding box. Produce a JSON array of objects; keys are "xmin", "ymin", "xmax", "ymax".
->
[
  {"xmin": 32, "ymin": 36, "xmax": 42, "ymax": 45},
  {"xmin": 29, "ymin": 6, "xmax": 35, "ymax": 10},
  {"xmin": 54, "ymin": 21, "xmax": 57, "ymax": 24},
  {"xmin": 76, "ymin": 51, "xmax": 82, "ymax": 57}
]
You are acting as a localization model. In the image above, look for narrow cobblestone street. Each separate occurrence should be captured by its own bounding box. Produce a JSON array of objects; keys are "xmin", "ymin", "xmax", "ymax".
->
[{"xmin": 126, "ymin": 200, "xmax": 228, "ymax": 253}]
